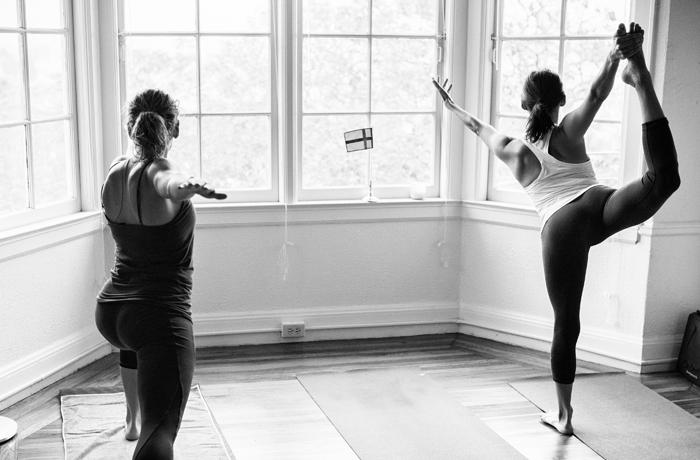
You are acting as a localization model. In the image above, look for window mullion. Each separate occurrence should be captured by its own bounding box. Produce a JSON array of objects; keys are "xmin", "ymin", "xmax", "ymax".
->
[
  {"xmin": 195, "ymin": 0, "xmax": 203, "ymax": 178},
  {"xmin": 558, "ymin": 0, "xmax": 567, "ymax": 75},
  {"xmin": 18, "ymin": 0, "xmax": 35, "ymax": 210}
]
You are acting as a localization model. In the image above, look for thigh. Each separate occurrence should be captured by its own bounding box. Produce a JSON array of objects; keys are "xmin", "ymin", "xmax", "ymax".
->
[{"xmin": 600, "ymin": 180, "xmax": 658, "ymax": 238}]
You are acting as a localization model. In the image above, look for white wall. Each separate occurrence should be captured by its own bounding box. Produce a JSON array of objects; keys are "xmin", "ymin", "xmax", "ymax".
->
[{"xmin": 0, "ymin": 219, "xmax": 111, "ymax": 410}]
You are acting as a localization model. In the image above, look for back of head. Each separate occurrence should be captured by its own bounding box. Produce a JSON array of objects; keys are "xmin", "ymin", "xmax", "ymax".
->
[
  {"xmin": 127, "ymin": 89, "xmax": 179, "ymax": 162},
  {"xmin": 521, "ymin": 70, "xmax": 565, "ymax": 143}
]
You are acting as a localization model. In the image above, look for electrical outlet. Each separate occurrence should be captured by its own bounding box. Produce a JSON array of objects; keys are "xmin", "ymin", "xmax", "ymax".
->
[{"xmin": 281, "ymin": 322, "xmax": 305, "ymax": 338}]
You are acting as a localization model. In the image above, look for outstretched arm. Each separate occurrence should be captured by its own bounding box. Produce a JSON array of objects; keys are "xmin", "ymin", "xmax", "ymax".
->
[
  {"xmin": 560, "ymin": 23, "xmax": 643, "ymax": 138},
  {"xmin": 433, "ymin": 77, "xmax": 516, "ymax": 163},
  {"xmin": 151, "ymin": 158, "xmax": 227, "ymax": 201}
]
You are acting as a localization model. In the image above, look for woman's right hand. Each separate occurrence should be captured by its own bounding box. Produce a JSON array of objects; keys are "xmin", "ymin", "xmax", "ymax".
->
[
  {"xmin": 178, "ymin": 177, "xmax": 227, "ymax": 200},
  {"xmin": 612, "ymin": 23, "xmax": 644, "ymax": 61},
  {"xmin": 432, "ymin": 77, "xmax": 455, "ymax": 109}
]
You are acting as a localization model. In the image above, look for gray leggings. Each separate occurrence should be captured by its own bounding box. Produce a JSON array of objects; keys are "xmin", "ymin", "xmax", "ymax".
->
[{"xmin": 542, "ymin": 118, "xmax": 680, "ymax": 384}]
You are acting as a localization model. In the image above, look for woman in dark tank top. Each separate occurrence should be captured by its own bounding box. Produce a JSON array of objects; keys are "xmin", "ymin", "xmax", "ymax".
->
[{"xmin": 95, "ymin": 89, "xmax": 225, "ymax": 459}]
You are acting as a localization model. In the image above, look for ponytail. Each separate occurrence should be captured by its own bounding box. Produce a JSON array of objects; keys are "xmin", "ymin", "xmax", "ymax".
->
[
  {"xmin": 526, "ymin": 102, "xmax": 555, "ymax": 143},
  {"xmin": 130, "ymin": 111, "xmax": 169, "ymax": 162}
]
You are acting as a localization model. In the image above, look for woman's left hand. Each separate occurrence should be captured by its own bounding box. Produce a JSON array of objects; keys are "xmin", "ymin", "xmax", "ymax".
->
[
  {"xmin": 432, "ymin": 77, "xmax": 455, "ymax": 109},
  {"xmin": 178, "ymin": 177, "xmax": 227, "ymax": 200}
]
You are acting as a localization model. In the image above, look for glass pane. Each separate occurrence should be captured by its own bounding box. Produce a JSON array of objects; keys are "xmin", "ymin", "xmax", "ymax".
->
[
  {"xmin": 372, "ymin": 0, "xmax": 438, "ymax": 36},
  {"xmin": 303, "ymin": 38, "xmax": 369, "ymax": 113},
  {"xmin": 584, "ymin": 121, "xmax": 621, "ymax": 153},
  {"xmin": 497, "ymin": 116, "xmax": 527, "ymax": 139},
  {"xmin": 563, "ymin": 39, "xmax": 624, "ymax": 120},
  {"xmin": 200, "ymin": 36, "xmax": 270, "ymax": 113},
  {"xmin": 0, "ymin": 34, "xmax": 25, "ymax": 123},
  {"xmin": 372, "ymin": 114, "xmax": 435, "ymax": 186},
  {"xmin": 590, "ymin": 153, "xmax": 620, "ymax": 186},
  {"xmin": 502, "ymin": 0, "xmax": 561, "ymax": 36},
  {"xmin": 499, "ymin": 40, "xmax": 559, "ymax": 114},
  {"xmin": 122, "ymin": 0, "xmax": 195, "ymax": 32},
  {"xmin": 372, "ymin": 38, "xmax": 436, "ymax": 112},
  {"xmin": 566, "ymin": 0, "xmax": 628, "ymax": 36},
  {"xmin": 167, "ymin": 115, "xmax": 199, "ymax": 177},
  {"xmin": 0, "ymin": 127, "xmax": 28, "ymax": 215},
  {"xmin": 124, "ymin": 36, "xmax": 197, "ymax": 114},
  {"xmin": 0, "ymin": 0, "xmax": 18, "ymax": 27},
  {"xmin": 32, "ymin": 120, "xmax": 72, "ymax": 206},
  {"xmin": 25, "ymin": 0, "xmax": 63, "ymax": 29},
  {"xmin": 200, "ymin": 116, "xmax": 270, "ymax": 190},
  {"xmin": 303, "ymin": 0, "xmax": 369, "ymax": 35},
  {"xmin": 27, "ymin": 33, "xmax": 68, "ymax": 119},
  {"xmin": 200, "ymin": 0, "xmax": 269, "ymax": 33},
  {"xmin": 302, "ymin": 115, "xmax": 368, "ymax": 188}
]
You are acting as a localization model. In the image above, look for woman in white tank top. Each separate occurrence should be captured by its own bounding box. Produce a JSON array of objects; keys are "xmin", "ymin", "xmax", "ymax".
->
[{"xmin": 434, "ymin": 22, "xmax": 680, "ymax": 435}]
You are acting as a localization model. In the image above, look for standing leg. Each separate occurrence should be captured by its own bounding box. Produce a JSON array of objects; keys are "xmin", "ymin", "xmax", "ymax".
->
[
  {"xmin": 601, "ymin": 43, "xmax": 680, "ymax": 237},
  {"xmin": 120, "ymin": 352, "xmax": 141, "ymax": 441},
  {"xmin": 539, "ymin": 202, "xmax": 593, "ymax": 435}
]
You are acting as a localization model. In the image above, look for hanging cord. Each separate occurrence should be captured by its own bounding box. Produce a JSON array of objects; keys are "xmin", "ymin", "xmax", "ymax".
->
[
  {"xmin": 436, "ymin": 199, "xmax": 449, "ymax": 268},
  {"xmin": 435, "ymin": 0, "xmax": 449, "ymax": 269},
  {"xmin": 278, "ymin": 202, "xmax": 295, "ymax": 281}
]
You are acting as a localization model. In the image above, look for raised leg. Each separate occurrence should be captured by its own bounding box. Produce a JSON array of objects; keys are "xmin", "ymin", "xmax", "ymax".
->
[{"xmin": 601, "ymin": 47, "xmax": 680, "ymax": 237}]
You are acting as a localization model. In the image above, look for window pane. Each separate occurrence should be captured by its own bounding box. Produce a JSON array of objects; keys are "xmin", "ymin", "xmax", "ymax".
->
[
  {"xmin": 499, "ymin": 40, "xmax": 559, "ymax": 115},
  {"xmin": 502, "ymin": 0, "xmax": 561, "ymax": 36},
  {"xmin": 584, "ymin": 121, "xmax": 621, "ymax": 153},
  {"xmin": 566, "ymin": 0, "xmax": 628, "ymax": 36},
  {"xmin": 303, "ymin": 0, "xmax": 369, "ymax": 35},
  {"xmin": 122, "ymin": 0, "xmax": 195, "ymax": 33},
  {"xmin": 200, "ymin": 36, "xmax": 270, "ymax": 113},
  {"xmin": 200, "ymin": 116, "xmax": 270, "ymax": 190},
  {"xmin": 372, "ymin": 114, "xmax": 434, "ymax": 186},
  {"xmin": 0, "ymin": 33, "xmax": 25, "ymax": 123},
  {"xmin": 372, "ymin": 0, "xmax": 438, "ymax": 36},
  {"xmin": 0, "ymin": 127, "xmax": 28, "ymax": 215},
  {"xmin": 25, "ymin": 0, "xmax": 64, "ymax": 29},
  {"xmin": 27, "ymin": 33, "xmax": 68, "ymax": 120},
  {"xmin": 167, "ymin": 115, "xmax": 199, "ymax": 177},
  {"xmin": 124, "ymin": 36, "xmax": 197, "ymax": 114},
  {"xmin": 0, "ymin": 0, "xmax": 18, "ymax": 27},
  {"xmin": 590, "ymin": 154, "xmax": 620, "ymax": 186},
  {"xmin": 32, "ymin": 120, "xmax": 72, "ymax": 206},
  {"xmin": 372, "ymin": 38, "xmax": 436, "ymax": 112},
  {"xmin": 497, "ymin": 116, "xmax": 527, "ymax": 139},
  {"xmin": 303, "ymin": 38, "xmax": 369, "ymax": 113},
  {"xmin": 302, "ymin": 115, "xmax": 368, "ymax": 188},
  {"xmin": 563, "ymin": 40, "xmax": 624, "ymax": 120},
  {"xmin": 199, "ymin": 0, "xmax": 269, "ymax": 33}
]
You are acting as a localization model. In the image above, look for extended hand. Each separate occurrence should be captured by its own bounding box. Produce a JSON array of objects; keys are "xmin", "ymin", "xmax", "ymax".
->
[
  {"xmin": 432, "ymin": 76, "xmax": 455, "ymax": 108},
  {"xmin": 178, "ymin": 177, "xmax": 227, "ymax": 200},
  {"xmin": 612, "ymin": 22, "xmax": 644, "ymax": 61}
]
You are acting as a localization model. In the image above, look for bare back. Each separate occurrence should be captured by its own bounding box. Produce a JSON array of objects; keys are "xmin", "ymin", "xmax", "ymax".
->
[{"xmin": 102, "ymin": 157, "xmax": 181, "ymax": 226}]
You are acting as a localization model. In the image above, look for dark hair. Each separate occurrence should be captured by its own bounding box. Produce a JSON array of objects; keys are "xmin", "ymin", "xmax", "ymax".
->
[
  {"xmin": 127, "ymin": 89, "xmax": 179, "ymax": 162},
  {"xmin": 521, "ymin": 70, "xmax": 565, "ymax": 143}
]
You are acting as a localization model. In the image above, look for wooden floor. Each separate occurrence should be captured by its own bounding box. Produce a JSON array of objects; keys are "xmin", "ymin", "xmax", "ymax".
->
[{"xmin": 1, "ymin": 333, "xmax": 699, "ymax": 459}]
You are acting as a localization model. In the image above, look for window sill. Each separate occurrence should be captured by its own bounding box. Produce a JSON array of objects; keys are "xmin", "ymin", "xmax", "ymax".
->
[
  {"xmin": 0, "ymin": 211, "xmax": 103, "ymax": 262},
  {"xmin": 194, "ymin": 198, "xmax": 463, "ymax": 227}
]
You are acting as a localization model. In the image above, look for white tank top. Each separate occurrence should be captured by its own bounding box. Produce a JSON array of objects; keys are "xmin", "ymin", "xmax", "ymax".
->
[{"xmin": 523, "ymin": 129, "xmax": 602, "ymax": 230}]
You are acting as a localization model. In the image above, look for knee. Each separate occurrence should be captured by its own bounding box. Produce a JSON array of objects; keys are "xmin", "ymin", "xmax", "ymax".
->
[{"xmin": 647, "ymin": 166, "xmax": 681, "ymax": 198}]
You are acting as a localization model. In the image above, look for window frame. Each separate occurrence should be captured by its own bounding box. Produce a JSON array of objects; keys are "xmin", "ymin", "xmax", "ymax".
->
[
  {"xmin": 0, "ymin": 0, "xmax": 81, "ymax": 231},
  {"xmin": 292, "ymin": 0, "xmax": 447, "ymax": 202},
  {"xmin": 115, "ymin": 0, "xmax": 280, "ymax": 204},
  {"xmin": 482, "ymin": 0, "xmax": 654, "ymax": 205}
]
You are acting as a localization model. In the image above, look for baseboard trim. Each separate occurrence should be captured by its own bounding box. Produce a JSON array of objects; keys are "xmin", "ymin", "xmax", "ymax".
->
[
  {"xmin": 458, "ymin": 303, "xmax": 652, "ymax": 373},
  {"xmin": 193, "ymin": 302, "xmax": 460, "ymax": 347},
  {"xmin": 0, "ymin": 327, "xmax": 111, "ymax": 411}
]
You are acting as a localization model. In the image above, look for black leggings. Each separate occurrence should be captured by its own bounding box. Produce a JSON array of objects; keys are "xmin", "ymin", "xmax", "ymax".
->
[
  {"xmin": 542, "ymin": 118, "xmax": 680, "ymax": 384},
  {"xmin": 95, "ymin": 301, "xmax": 195, "ymax": 460}
]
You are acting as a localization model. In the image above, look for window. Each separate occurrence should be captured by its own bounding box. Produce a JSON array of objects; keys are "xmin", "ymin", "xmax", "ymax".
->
[
  {"xmin": 118, "ymin": 0, "xmax": 277, "ymax": 202},
  {"xmin": 489, "ymin": 0, "xmax": 630, "ymax": 204},
  {"xmin": 0, "ymin": 0, "xmax": 79, "ymax": 230},
  {"xmin": 116, "ymin": 0, "xmax": 445, "ymax": 203},
  {"xmin": 297, "ymin": 0, "xmax": 445, "ymax": 200}
]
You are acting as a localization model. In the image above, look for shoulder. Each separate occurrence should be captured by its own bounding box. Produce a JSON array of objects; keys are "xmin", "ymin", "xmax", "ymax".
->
[
  {"xmin": 550, "ymin": 125, "xmax": 586, "ymax": 156},
  {"xmin": 503, "ymin": 138, "xmax": 535, "ymax": 160}
]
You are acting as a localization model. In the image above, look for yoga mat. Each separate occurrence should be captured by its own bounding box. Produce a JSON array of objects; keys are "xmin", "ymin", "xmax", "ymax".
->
[
  {"xmin": 510, "ymin": 373, "xmax": 700, "ymax": 460},
  {"xmin": 297, "ymin": 368, "xmax": 525, "ymax": 460},
  {"xmin": 60, "ymin": 385, "xmax": 233, "ymax": 460}
]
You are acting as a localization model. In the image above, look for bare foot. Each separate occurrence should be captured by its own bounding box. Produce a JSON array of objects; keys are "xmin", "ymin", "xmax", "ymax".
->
[
  {"xmin": 124, "ymin": 410, "xmax": 140, "ymax": 441},
  {"xmin": 621, "ymin": 50, "xmax": 651, "ymax": 88},
  {"xmin": 540, "ymin": 411, "xmax": 574, "ymax": 436}
]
